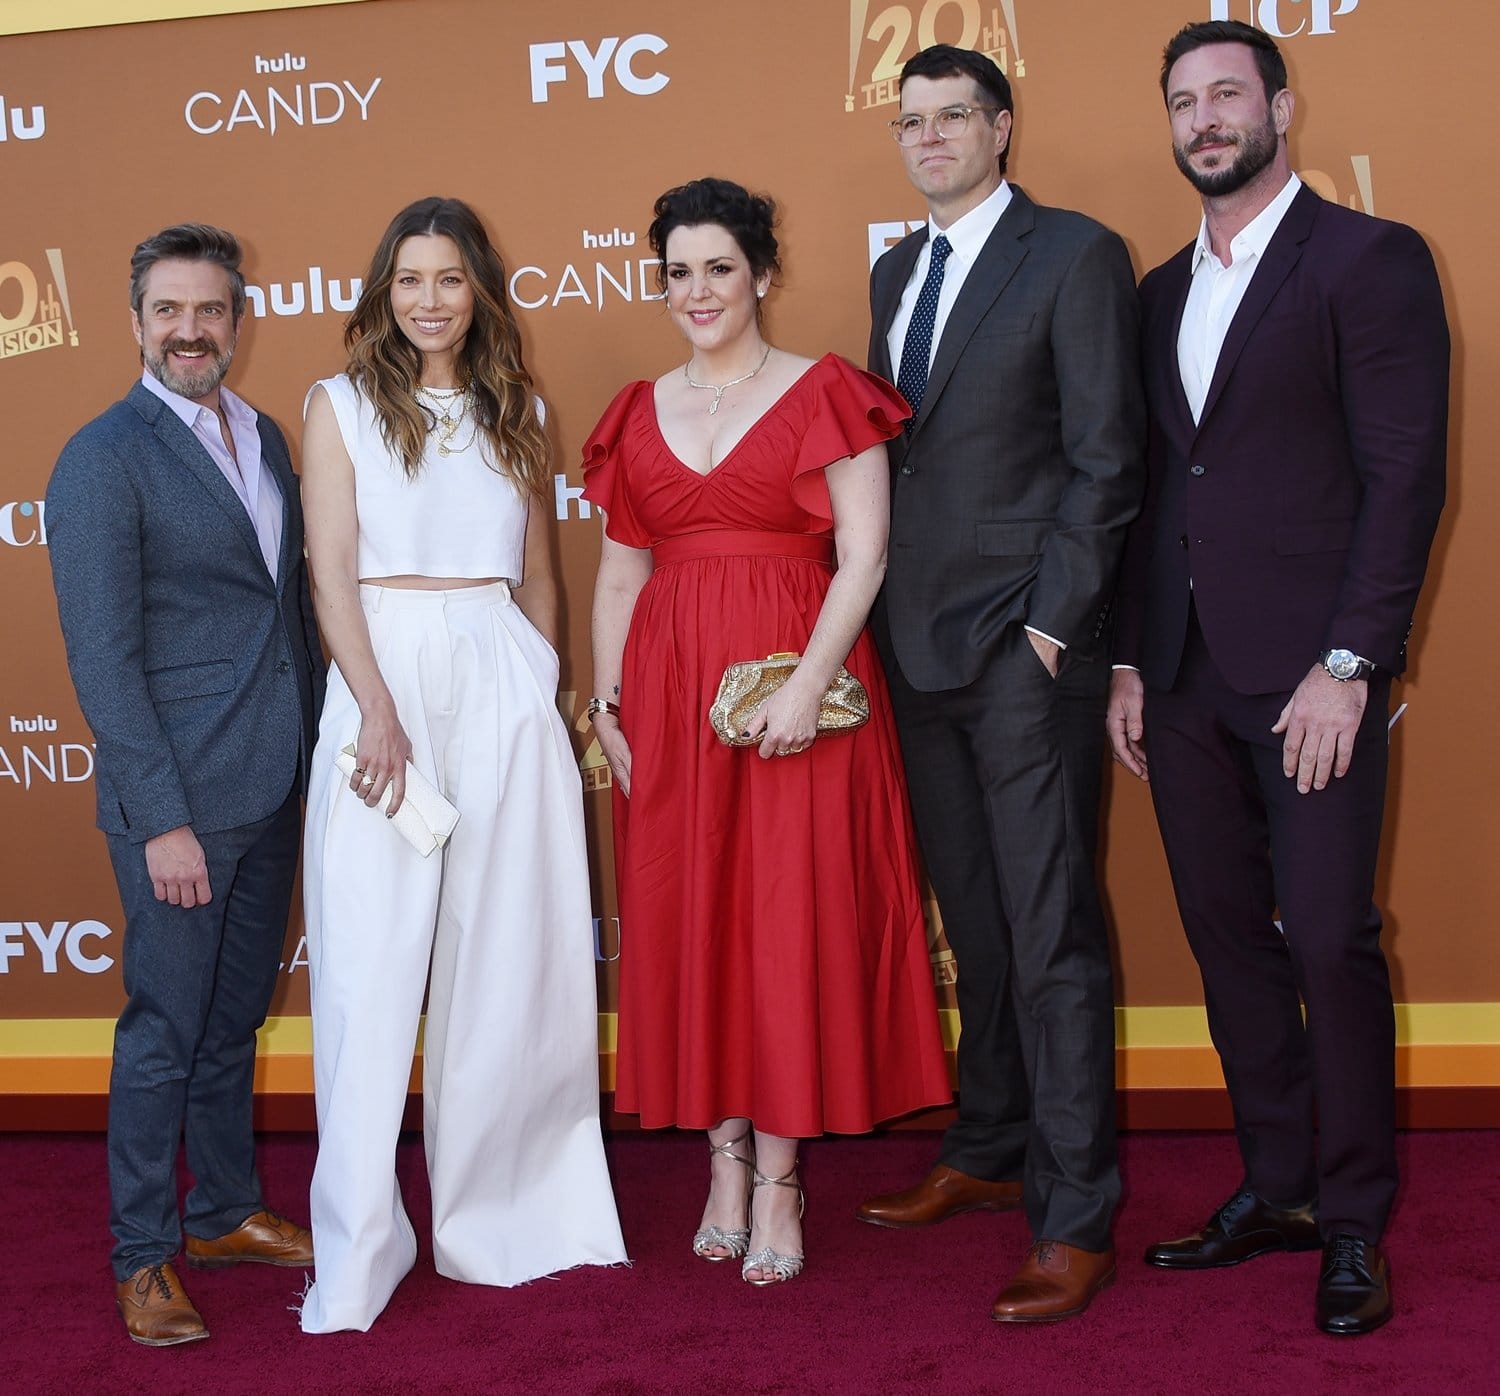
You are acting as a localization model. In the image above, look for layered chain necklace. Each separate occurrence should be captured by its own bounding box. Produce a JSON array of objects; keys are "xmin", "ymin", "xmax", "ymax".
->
[
  {"xmin": 417, "ymin": 383, "xmax": 478, "ymax": 457},
  {"xmin": 683, "ymin": 344, "xmax": 772, "ymax": 416}
]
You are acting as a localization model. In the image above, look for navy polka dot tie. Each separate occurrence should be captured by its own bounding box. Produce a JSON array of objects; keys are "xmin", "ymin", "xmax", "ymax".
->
[{"xmin": 895, "ymin": 233, "xmax": 952, "ymax": 419}]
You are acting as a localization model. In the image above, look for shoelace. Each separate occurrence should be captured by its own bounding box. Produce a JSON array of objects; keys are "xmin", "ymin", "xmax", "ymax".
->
[
  {"xmin": 1215, "ymin": 1190, "xmax": 1256, "ymax": 1228},
  {"xmin": 1322, "ymin": 1235, "xmax": 1369, "ymax": 1279},
  {"xmin": 136, "ymin": 1264, "xmax": 173, "ymax": 1301},
  {"xmin": 1031, "ymin": 1241, "xmax": 1057, "ymax": 1265}
]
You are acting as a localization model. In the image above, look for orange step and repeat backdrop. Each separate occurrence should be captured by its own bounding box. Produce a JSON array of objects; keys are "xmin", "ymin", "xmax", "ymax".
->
[{"xmin": 2, "ymin": 0, "xmax": 1496, "ymax": 1106}]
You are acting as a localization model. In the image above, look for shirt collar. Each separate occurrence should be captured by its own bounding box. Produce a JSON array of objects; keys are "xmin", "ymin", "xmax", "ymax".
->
[
  {"xmin": 928, "ymin": 178, "xmax": 1012, "ymax": 263},
  {"xmin": 1190, "ymin": 172, "xmax": 1302, "ymax": 273},
  {"xmin": 140, "ymin": 367, "xmax": 255, "ymax": 431}
]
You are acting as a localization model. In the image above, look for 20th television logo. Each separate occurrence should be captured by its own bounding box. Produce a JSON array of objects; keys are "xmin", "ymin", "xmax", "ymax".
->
[
  {"xmin": 846, "ymin": 2, "xmax": 1024, "ymax": 113},
  {"xmin": 0, "ymin": 249, "xmax": 79, "ymax": 362}
]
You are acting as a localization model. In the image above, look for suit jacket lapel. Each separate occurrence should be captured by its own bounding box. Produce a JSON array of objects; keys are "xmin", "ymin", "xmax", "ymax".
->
[
  {"xmin": 258, "ymin": 419, "xmax": 298, "ymax": 593},
  {"xmin": 911, "ymin": 187, "xmax": 1033, "ymax": 440},
  {"xmin": 1195, "ymin": 184, "xmax": 1319, "ymax": 433},
  {"xmin": 1155, "ymin": 249, "xmax": 1198, "ymax": 454},
  {"xmin": 128, "ymin": 382, "xmax": 271, "ymax": 583},
  {"xmin": 871, "ymin": 230, "xmax": 923, "ymax": 382}
]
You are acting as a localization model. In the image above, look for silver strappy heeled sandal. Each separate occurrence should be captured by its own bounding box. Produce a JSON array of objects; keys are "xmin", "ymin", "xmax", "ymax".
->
[
  {"xmin": 742, "ymin": 1162, "xmax": 805, "ymax": 1286},
  {"xmin": 692, "ymin": 1127, "xmax": 754, "ymax": 1262}
]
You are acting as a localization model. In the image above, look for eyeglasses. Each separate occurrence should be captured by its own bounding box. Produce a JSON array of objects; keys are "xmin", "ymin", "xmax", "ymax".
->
[{"xmin": 889, "ymin": 104, "xmax": 1000, "ymax": 146}]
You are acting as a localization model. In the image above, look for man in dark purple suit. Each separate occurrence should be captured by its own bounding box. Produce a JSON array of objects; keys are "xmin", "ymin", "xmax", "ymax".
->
[{"xmin": 1108, "ymin": 20, "xmax": 1448, "ymax": 1336}]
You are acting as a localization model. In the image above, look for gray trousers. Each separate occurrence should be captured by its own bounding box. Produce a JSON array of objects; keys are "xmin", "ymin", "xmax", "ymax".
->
[
  {"xmin": 104, "ymin": 785, "xmax": 300, "ymax": 1280},
  {"xmin": 884, "ymin": 623, "xmax": 1120, "ymax": 1252}
]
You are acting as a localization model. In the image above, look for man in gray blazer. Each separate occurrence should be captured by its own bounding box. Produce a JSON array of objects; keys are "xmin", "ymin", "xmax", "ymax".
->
[
  {"xmin": 46, "ymin": 223, "xmax": 325, "ymax": 1346},
  {"xmin": 857, "ymin": 45, "xmax": 1145, "ymax": 1322}
]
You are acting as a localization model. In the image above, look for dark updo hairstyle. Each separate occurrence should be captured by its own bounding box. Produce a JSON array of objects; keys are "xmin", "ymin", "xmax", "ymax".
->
[{"xmin": 647, "ymin": 177, "xmax": 781, "ymax": 293}]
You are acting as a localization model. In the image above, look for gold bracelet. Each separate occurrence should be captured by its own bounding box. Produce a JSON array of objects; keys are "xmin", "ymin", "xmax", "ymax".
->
[{"xmin": 586, "ymin": 697, "xmax": 621, "ymax": 722}]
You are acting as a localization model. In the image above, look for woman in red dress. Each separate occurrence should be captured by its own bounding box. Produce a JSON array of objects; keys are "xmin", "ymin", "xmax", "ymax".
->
[{"xmin": 583, "ymin": 179, "xmax": 950, "ymax": 1285}]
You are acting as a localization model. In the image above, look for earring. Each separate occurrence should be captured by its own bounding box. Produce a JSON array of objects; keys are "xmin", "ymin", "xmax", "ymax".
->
[{"xmin": 756, "ymin": 286, "xmax": 767, "ymax": 299}]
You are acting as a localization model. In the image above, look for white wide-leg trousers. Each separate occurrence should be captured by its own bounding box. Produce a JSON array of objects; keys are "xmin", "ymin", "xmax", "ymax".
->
[{"xmin": 299, "ymin": 582, "xmax": 625, "ymax": 1334}]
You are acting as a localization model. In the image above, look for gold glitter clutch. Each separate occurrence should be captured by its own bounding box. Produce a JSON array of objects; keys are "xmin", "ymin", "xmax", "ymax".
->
[{"xmin": 709, "ymin": 652, "xmax": 870, "ymax": 747}]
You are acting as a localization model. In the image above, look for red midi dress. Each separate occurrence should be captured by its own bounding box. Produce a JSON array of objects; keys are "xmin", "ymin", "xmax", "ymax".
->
[{"xmin": 582, "ymin": 353, "xmax": 951, "ymax": 1137}]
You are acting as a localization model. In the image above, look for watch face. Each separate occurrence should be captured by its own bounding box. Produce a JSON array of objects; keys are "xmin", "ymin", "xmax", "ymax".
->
[{"xmin": 1326, "ymin": 649, "xmax": 1360, "ymax": 680}]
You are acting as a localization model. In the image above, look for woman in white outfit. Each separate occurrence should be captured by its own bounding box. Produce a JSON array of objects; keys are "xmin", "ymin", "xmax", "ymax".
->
[{"xmin": 298, "ymin": 196, "xmax": 626, "ymax": 1333}]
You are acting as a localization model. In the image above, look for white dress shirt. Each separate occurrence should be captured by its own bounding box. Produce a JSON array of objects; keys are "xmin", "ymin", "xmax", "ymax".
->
[
  {"xmin": 1177, "ymin": 173, "xmax": 1302, "ymax": 424},
  {"xmin": 887, "ymin": 178, "xmax": 1013, "ymax": 377},
  {"xmin": 141, "ymin": 369, "xmax": 283, "ymax": 578}
]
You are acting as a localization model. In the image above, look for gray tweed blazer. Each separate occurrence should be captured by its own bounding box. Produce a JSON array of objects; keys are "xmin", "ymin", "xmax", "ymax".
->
[{"xmin": 46, "ymin": 379, "xmax": 324, "ymax": 842}]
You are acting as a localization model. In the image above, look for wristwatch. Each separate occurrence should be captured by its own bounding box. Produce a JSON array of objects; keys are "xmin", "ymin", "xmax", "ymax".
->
[{"xmin": 1318, "ymin": 648, "xmax": 1375, "ymax": 682}]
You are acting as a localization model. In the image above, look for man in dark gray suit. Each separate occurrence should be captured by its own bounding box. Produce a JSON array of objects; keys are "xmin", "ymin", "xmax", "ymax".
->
[
  {"xmin": 47, "ymin": 224, "xmax": 324, "ymax": 1346},
  {"xmin": 856, "ymin": 45, "xmax": 1145, "ymax": 1322}
]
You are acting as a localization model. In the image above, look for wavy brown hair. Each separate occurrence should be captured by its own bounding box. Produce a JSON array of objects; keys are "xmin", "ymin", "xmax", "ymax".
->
[{"xmin": 344, "ymin": 197, "xmax": 550, "ymax": 494}]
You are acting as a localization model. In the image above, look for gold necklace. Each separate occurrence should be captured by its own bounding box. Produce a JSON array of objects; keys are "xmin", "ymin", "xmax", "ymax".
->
[
  {"xmin": 418, "ymin": 385, "xmax": 474, "ymax": 457},
  {"xmin": 683, "ymin": 344, "xmax": 772, "ymax": 416}
]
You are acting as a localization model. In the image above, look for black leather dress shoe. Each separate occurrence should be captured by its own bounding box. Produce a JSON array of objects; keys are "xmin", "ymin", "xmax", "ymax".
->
[
  {"xmin": 1145, "ymin": 1188, "xmax": 1321, "ymax": 1269},
  {"xmin": 1315, "ymin": 1235, "xmax": 1392, "ymax": 1335}
]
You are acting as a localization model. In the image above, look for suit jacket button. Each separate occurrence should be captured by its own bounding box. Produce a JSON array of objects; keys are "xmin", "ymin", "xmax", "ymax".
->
[
  {"xmin": 276, "ymin": 660, "xmax": 291, "ymax": 674},
  {"xmin": 1179, "ymin": 534, "xmax": 1188, "ymax": 548},
  {"xmin": 1189, "ymin": 464, "xmax": 1206, "ymax": 476},
  {"xmin": 899, "ymin": 463, "xmax": 915, "ymax": 476}
]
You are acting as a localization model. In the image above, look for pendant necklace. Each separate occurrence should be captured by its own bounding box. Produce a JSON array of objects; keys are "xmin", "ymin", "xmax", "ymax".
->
[
  {"xmin": 683, "ymin": 344, "xmax": 772, "ymax": 416},
  {"xmin": 418, "ymin": 383, "xmax": 473, "ymax": 456}
]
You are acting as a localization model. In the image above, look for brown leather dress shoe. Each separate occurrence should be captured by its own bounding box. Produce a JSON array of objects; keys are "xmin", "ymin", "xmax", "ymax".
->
[
  {"xmin": 115, "ymin": 1261, "xmax": 209, "ymax": 1346},
  {"xmin": 991, "ymin": 1240, "xmax": 1116, "ymax": 1323},
  {"xmin": 185, "ymin": 1209, "xmax": 314, "ymax": 1269},
  {"xmin": 857, "ymin": 1165, "xmax": 1024, "ymax": 1228}
]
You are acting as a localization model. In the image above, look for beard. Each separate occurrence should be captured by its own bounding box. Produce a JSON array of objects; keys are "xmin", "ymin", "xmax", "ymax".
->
[
  {"xmin": 144, "ymin": 336, "xmax": 234, "ymax": 400},
  {"xmin": 1172, "ymin": 112, "xmax": 1278, "ymax": 197}
]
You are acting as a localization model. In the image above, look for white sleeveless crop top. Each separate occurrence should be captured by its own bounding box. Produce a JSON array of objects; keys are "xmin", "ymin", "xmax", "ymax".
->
[{"xmin": 307, "ymin": 374, "xmax": 529, "ymax": 582}]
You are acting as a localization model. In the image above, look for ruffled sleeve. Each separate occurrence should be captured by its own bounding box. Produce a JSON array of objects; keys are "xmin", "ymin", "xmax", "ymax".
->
[
  {"xmin": 790, "ymin": 355, "xmax": 911, "ymax": 528},
  {"xmin": 581, "ymin": 381, "xmax": 653, "ymax": 549}
]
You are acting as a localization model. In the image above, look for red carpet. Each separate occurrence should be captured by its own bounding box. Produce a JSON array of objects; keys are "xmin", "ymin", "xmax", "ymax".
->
[{"xmin": 8, "ymin": 1130, "xmax": 1497, "ymax": 1394}]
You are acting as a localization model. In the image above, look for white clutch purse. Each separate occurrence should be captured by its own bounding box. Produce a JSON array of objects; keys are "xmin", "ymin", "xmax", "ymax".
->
[{"xmin": 335, "ymin": 744, "xmax": 460, "ymax": 857}]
